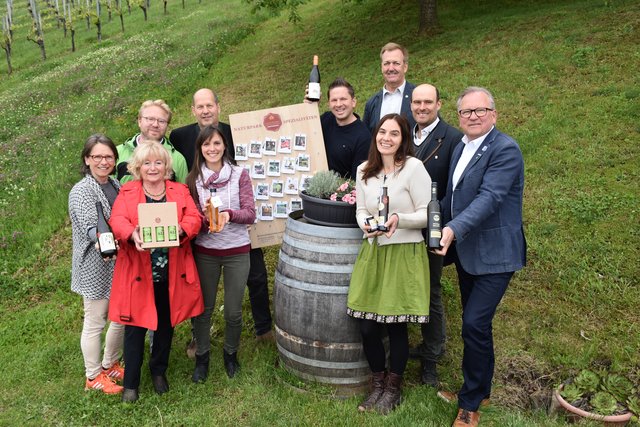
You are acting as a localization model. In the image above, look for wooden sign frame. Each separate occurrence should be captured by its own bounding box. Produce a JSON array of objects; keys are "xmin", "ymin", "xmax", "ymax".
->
[{"xmin": 229, "ymin": 103, "xmax": 327, "ymax": 248}]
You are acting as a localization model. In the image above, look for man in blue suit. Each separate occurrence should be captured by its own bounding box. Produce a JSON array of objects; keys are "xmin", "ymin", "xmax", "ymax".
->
[
  {"xmin": 434, "ymin": 87, "xmax": 526, "ymax": 427},
  {"xmin": 362, "ymin": 42, "xmax": 416, "ymax": 133}
]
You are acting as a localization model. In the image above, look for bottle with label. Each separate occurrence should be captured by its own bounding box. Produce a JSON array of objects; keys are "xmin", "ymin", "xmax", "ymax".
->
[
  {"xmin": 155, "ymin": 226, "xmax": 165, "ymax": 242},
  {"xmin": 377, "ymin": 186, "xmax": 389, "ymax": 232},
  {"xmin": 208, "ymin": 188, "xmax": 222, "ymax": 233},
  {"xmin": 142, "ymin": 227, "xmax": 153, "ymax": 243},
  {"xmin": 168, "ymin": 225, "xmax": 178, "ymax": 241},
  {"xmin": 427, "ymin": 182, "xmax": 442, "ymax": 249},
  {"xmin": 307, "ymin": 55, "xmax": 321, "ymax": 102},
  {"xmin": 96, "ymin": 201, "xmax": 117, "ymax": 258}
]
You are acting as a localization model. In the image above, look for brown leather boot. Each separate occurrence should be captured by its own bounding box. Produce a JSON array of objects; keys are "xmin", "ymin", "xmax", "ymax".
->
[
  {"xmin": 357, "ymin": 371, "xmax": 386, "ymax": 412},
  {"xmin": 374, "ymin": 372, "xmax": 403, "ymax": 415}
]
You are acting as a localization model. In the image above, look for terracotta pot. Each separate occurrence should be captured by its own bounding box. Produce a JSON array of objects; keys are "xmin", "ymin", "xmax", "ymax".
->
[
  {"xmin": 299, "ymin": 191, "xmax": 358, "ymax": 228},
  {"xmin": 553, "ymin": 386, "xmax": 633, "ymax": 427}
]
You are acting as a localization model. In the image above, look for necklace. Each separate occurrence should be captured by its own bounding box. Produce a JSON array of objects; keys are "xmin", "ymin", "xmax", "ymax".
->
[
  {"xmin": 382, "ymin": 164, "xmax": 397, "ymax": 180},
  {"xmin": 143, "ymin": 183, "xmax": 166, "ymax": 198}
]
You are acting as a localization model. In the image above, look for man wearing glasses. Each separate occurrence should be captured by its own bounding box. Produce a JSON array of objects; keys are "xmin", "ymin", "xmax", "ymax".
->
[
  {"xmin": 362, "ymin": 42, "xmax": 416, "ymax": 133},
  {"xmin": 116, "ymin": 99, "xmax": 188, "ymax": 184},
  {"xmin": 434, "ymin": 87, "xmax": 526, "ymax": 427}
]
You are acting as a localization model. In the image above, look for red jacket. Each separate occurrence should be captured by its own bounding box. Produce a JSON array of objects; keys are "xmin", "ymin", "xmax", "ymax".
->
[{"xmin": 108, "ymin": 180, "xmax": 204, "ymax": 330}]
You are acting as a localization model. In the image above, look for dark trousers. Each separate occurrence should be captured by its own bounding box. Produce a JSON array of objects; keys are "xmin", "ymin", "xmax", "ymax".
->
[
  {"xmin": 359, "ymin": 320, "xmax": 409, "ymax": 375},
  {"xmin": 247, "ymin": 248, "xmax": 272, "ymax": 336},
  {"xmin": 419, "ymin": 251, "xmax": 446, "ymax": 362},
  {"xmin": 455, "ymin": 259, "xmax": 513, "ymax": 412},
  {"xmin": 123, "ymin": 280, "xmax": 174, "ymax": 390}
]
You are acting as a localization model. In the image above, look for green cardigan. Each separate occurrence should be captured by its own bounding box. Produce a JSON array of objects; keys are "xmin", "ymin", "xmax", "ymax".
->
[{"xmin": 115, "ymin": 134, "xmax": 188, "ymax": 184}]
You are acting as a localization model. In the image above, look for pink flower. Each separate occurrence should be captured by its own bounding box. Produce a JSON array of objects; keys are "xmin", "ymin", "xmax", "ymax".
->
[
  {"xmin": 342, "ymin": 194, "xmax": 356, "ymax": 205},
  {"xmin": 329, "ymin": 193, "xmax": 337, "ymax": 201},
  {"xmin": 338, "ymin": 182, "xmax": 349, "ymax": 192}
]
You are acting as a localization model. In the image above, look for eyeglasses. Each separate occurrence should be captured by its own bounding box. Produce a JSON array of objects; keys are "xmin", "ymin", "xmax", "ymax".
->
[
  {"xmin": 458, "ymin": 108, "xmax": 494, "ymax": 118},
  {"xmin": 141, "ymin": 116, "xmax": 168, "ymax": 125},
  {"xmin": 89, "ymin": 155, "xmax": 115, "ymax": 163}
]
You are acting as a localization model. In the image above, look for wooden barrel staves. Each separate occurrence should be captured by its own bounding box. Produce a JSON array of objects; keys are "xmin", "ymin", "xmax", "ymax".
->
[{"xmin": 274, "ymin": 211, "xmax": 369, "ymax": 395}]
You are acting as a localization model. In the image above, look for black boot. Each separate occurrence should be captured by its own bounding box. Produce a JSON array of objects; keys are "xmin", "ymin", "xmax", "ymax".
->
[
  {"xmin": 421, "ymin": 360, "xmax": 438, "ymax": 387},
  {"xmin": 357, "ymin": 371, "xmax": 386, "ymax": 412},
  {"xmin": 374, "ymin": 372, "xmax": 403, "ymax": 415},
  {"xmin": 151, "ymin": 374, "xmax": 169, "ymax": 395},
  {"xmin": 223, "ymin": 350, "xmax": 240, "ymax": 378},
  {"xmin": 121, "ymin": 388, "xmax": 139, "ymax": 403},
  {"xmin": 192, "ymin": 351, "xmax": 210, "ymax": 383}
]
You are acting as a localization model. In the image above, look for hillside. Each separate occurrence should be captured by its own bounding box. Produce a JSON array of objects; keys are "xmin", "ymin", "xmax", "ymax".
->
[{"xmin": 0, "ymin": 0, "xmax": 638, "ymax": 425}]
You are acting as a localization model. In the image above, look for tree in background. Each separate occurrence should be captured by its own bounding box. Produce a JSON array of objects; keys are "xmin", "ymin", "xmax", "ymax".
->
[
  {"xmin": 418, "ymin": 0, "xmax": 438, "ymax": 35},
  {"xmin": 1, "ymin": 8, "xmax": 12, "ymax": 74},
  {"xmin": 62, "ymin": 0, "xmax": 76, "ymax": 51},
  {"xmin": 27, "ymin": 0, "xmax": 46, "ymax": 60},
  {"xmin": 115, "ymin": 0, "xmax": 124, "ymax": 31}
]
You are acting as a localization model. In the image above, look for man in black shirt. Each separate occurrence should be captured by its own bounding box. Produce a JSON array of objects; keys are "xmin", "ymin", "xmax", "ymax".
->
[
  {"xmin": 308, "ymin": 78, "xmax": 371, "ymax": 179},
  {"xmin": 169, "ymin": 89, "xmax": 235, "ymax": 170},
  {"xmin": 410, "ymin": 83, "xmax": 463, "ymax": 387}
]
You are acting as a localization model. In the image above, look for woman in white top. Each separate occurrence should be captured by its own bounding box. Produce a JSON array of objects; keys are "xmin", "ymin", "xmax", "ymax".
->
[{"xmin": 347, "ymin": 113, "xmax": 431, "ymax": 414}]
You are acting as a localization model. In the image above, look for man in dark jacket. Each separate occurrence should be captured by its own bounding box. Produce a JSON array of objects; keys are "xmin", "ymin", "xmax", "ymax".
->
[
  {"xmin": 409, "ymin": 83, "xmax": 462, "ymax": 387},
  {"xmin": 362, "ymin": 42, "xmax": 416, "ymax": 133}
]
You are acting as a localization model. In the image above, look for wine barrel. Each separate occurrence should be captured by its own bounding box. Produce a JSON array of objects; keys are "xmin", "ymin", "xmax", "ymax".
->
[{"xmin": 274, "ymin": 211, "xmax": 369, "ymax": 395}]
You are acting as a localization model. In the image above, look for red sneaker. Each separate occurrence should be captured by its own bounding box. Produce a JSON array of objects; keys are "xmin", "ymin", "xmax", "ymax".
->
[
  {"xmin": 102, "ymin": 361, "xmax": 124, "ymax": 382},
  {"xmin": 85, "ymin": 372, "xmax": 123, "ymax": 394}
]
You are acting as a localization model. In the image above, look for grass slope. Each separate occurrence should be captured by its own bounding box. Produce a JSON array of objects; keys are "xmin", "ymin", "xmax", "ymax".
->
[{"xmin": 0, "ymin": 0, "xmax": 638, "ymax": 425}]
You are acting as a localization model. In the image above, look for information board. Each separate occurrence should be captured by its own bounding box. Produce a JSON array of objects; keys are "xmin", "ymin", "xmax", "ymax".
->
[{"xmin": 229, "ymin": 103, "xmax": 327, "ymax": 248}]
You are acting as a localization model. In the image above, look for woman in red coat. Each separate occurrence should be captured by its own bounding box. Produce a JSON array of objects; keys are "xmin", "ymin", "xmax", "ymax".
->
[{"xmin": 108, "ymin": 141, "xmax": 204, "ymax": 402}]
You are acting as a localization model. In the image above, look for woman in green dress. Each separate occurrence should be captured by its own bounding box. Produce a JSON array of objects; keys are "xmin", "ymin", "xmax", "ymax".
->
[{"xmin": 347, "ymin": 113, "xmax": 431, "ymax": 414}]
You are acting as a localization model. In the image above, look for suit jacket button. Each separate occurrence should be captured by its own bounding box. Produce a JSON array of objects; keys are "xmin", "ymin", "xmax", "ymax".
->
[
  {"xmin": 135, "ymin": 276, "xmax": 141, "ymax": 281},
  {"xmin": 181, "ymin": 273, "xmax": 186, "ymax": 278}
]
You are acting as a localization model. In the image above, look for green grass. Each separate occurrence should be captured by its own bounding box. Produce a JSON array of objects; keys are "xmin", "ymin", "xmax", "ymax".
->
[{"xmin": 1, "ymin": 0, "xmax": 639, "ymax": 425}]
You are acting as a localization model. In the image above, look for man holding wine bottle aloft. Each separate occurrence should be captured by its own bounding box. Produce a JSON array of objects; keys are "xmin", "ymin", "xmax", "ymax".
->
[
  {"xmin": 434, "ymin": 87, "xmax": 526, "ymax": 427},
  {"xmin": 363, "ymin": 42, "xmax": 416, "ymax": 134},
  {"xmin": 306, "ymin": 78, "xmax": 370, "ymax": 180},
  {"xmin": 408, "ymin": 83, "xmax": 463, "ymax": 387}
]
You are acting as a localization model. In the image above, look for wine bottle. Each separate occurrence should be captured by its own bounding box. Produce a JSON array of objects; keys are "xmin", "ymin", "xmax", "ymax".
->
[
  {"xmin": 307, "ymin": 55, "xmax": 321, "ymax": 102},
  {"xmin": 96, "ymin": 201, "xmax": 117, "ymax": 258},
  {"xmin": 427, "ymin": 182, "xmax": 442, "ymax": 249},
  {"xmin": 377, "ymin": 186, "xmax": 389, "ymax": 232},
  {"xmin": 208, "ymin": 189, "xmax": 222, "ymax": 233}
]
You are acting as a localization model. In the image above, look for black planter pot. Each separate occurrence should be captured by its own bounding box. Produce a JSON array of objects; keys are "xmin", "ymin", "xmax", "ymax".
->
[{"xmin": 299, "ymin": 191, "xmax": 358, "ymax": 228}]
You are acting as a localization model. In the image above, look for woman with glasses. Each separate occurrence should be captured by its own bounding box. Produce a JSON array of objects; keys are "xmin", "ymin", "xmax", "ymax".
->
[
  {"xmin": 108, "ymin": 141, "xmax": 204, "ymax": 402},
  {"xmin": 347, "ymin": 114, "xmax": 431, "ymax": 415},
  {"xmin": 69, "ymin": 134, "xmax": 125, "ymax": 395}
]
